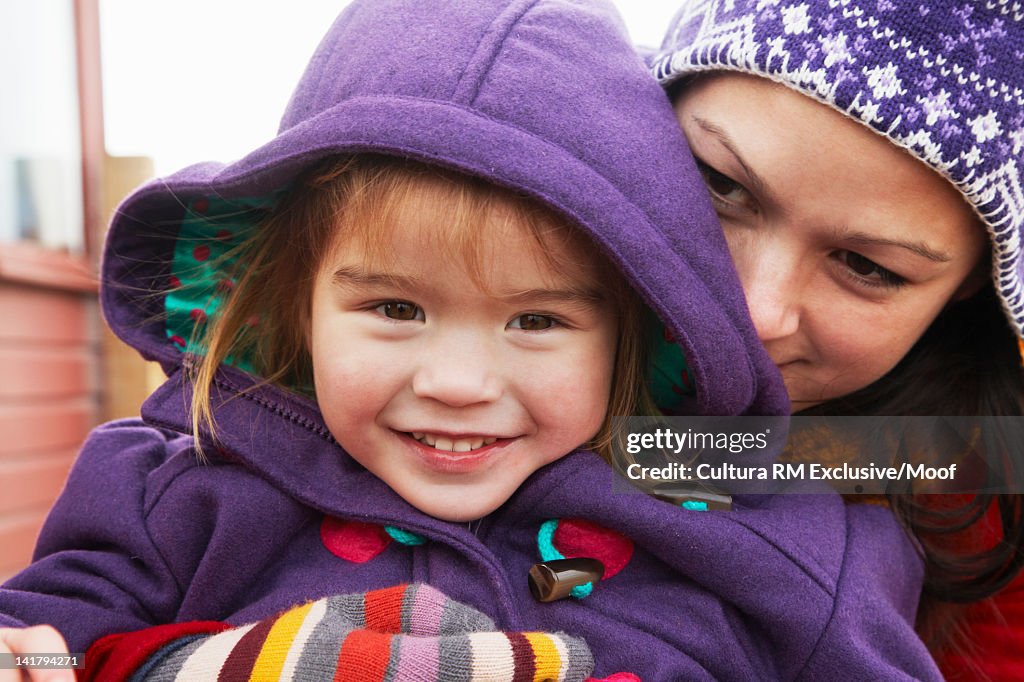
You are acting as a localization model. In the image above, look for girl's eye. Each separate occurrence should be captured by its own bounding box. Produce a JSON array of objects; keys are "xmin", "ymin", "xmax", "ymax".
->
[
  {"xmin": 375, "ymin": 301, "xmax": 423, "ymax": 321},
  {"xmin": 835, "ymin": 251, "xmax": 906, "ymax": 288},
  {"xmin": 695, "ymin": 160, "xmax": 752, "ymax": 209},
  {"xmin": 508, "ymin": 314, "xmax": 557, "ymax": 331}
]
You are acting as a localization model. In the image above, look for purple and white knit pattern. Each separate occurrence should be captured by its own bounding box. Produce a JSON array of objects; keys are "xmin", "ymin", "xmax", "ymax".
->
[{"xmin": 653, "ymin": 0, "xmax": 1024, "ymax": 337}]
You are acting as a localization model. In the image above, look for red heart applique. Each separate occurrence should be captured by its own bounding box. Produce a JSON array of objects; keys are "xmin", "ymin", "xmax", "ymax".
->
[
  {"xmin": 553, "ymin": 518, "xmax": 634, "ymax": 579},
  {"xmin": 320, "ymin": 517, "xmax": 391, "ymax": 563}
]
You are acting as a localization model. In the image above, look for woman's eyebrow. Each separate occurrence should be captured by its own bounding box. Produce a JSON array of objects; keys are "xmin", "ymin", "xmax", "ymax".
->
[
  {"xmin": 842, "ymin": 232, "xmax": 952, "ymax": 263},
  {"xmin": 690, "ymin": 115, "xmax": 778, "ymax": 204}
]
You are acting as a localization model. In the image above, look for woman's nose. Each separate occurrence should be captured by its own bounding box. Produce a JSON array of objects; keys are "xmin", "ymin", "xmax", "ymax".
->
[
  {"xmin": 733, "ymin": 243, "xmax": 802, "ymax": 342},
  {"xmin": 411, "ymin": 333, "xmax": 503, "ymax": 407}
]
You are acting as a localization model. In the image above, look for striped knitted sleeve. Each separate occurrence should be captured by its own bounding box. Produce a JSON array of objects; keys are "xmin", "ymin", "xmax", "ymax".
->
[{"xmin": 83, "ymin": 583, "xmax": 594, "ymax": 682}]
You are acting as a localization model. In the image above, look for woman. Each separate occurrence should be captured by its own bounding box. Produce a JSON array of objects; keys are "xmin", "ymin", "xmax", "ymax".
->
[{"xmin": 653, "ymin": 0, "xmax": 1024, "ymax": 676}]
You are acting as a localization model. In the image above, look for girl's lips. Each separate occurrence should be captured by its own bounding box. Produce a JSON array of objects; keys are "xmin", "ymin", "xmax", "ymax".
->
[{"xmin": 398, "ymin": 431, "xmax": 512, "ymax": 474}]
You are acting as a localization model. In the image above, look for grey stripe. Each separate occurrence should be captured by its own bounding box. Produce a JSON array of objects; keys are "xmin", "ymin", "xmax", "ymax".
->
[
  {"xmin": 292, "ymin": 594, "xmax": 363, "ymax": 678},
  {"xmin": 439, "ymin": 597, "xmax": 494, "ymax": 635},
  {"xmin": 400, "ymin": 583, "xmax": 418, "ymax": 634},
  {"xmin": 560, "ymin": 633, "xmax": 595, "ymax": 682},
  {"xmin": 138, "ymin": 637, "xmax": 206, "ymax": 682},
  {"xmin": 382, "ymin": 632, "xmax": 402, "ymax": 682},
  {"xmin": 437, "ymin": 633, "xmax": 473, "ymax": 682},
  {"xmin": 332, "ymin": 591, "xmax": 368, "ymax": 629}
]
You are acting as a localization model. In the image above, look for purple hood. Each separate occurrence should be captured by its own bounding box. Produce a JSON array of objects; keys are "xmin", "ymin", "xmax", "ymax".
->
[
  {"xmin": 100, "ymin": 0, "xmax": 787, "ymax": 416},
  {"xmin": 1, "ymin": 6, "xmax": 938, "ymax": 677}
]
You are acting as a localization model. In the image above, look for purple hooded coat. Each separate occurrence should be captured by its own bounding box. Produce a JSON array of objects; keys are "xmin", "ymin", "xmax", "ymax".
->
[{"xmin": 0, "ymin": 0, "xmax": 938, "ymax": 678}]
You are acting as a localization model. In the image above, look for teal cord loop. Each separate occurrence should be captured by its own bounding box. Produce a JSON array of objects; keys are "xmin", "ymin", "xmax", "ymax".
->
[
  {"xmin": 384, "ymin": 526, "xmax": 426, "ymax": 546},
  {"xmin": 537, "ymin": 519, "xmax": 593, "ymax": 598}
]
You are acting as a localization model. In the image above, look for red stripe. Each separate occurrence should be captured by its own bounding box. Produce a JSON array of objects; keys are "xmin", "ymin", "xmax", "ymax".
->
[
  {"xmin": 335, "ymin": 629, "xmax": 391, "ymax": 682},
  {"xmin": 217, "ymin": 616, "xmax": 276, "ymax": 682},
  {"xmin": 364, "ymin": 583, "xmax": 406, "ymax": 634},
  {"xmin": 506, "ymin": 632, "xmax": 536, "ymax": 682},
  {"xmin": 83, "ymin": 621, "xmax": 231, "ymax": 682}
]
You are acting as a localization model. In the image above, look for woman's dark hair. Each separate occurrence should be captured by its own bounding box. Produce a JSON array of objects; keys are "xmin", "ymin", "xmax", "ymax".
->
[{"xmin": 803, "ymin": 283, "xmax": 1024, "ymax": 661}]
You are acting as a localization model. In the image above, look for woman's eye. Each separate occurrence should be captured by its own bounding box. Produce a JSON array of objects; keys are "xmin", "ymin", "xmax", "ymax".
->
[
  {"xmin": 375, "ymin": 301, "xmax": 423, "ymax": 321},
  {"xmin": 695, "ymin": 160, "xmax": 751, "ymax": 208},
  {"xmin": 836, "ymin": 251, "xmax": 906, "ymax": 288},
  {"xmin": 508, "ymin": 314, "xmax": 557, "ymax": 331}
]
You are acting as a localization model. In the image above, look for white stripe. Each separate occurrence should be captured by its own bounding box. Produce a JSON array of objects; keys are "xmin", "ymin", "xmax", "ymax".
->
[
  {"xmin": 175, "ymin": 622, "xmax": 256, "ymax": 680},
  {"xmin": 467, "ymin": 631, "xmax": 514, "ymax": 681},
  {"xmin": 279, "ymin": 599, "xmax": 329, "ymax": 679},
  {"xmin": 551, "ymin": 633, "xmax": 570, "ymax": 682}
]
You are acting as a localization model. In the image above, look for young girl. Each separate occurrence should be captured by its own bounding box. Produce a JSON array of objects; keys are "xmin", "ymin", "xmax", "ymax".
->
[
  {"xmin": 0, "ymin": 0, "xmax": 943, "ymax": 679},
  {"xmin": 652, "ymin": 0, "xmax": 1024, "ymax": 676}
]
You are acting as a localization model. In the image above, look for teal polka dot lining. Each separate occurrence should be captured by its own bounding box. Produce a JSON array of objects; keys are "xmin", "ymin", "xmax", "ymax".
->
[
  {"xmin": 648, "ymin": 319, "xmax": 696, "ymax": 412},
  {"xmin": 165, "ymin": 194, "xmax": 280, "ymax": 370}
]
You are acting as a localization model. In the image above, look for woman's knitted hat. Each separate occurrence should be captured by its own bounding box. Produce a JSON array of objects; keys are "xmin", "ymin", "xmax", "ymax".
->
[{"xmin": 653, "ymin": 0, "xmax": 1024, "ymax": 340}]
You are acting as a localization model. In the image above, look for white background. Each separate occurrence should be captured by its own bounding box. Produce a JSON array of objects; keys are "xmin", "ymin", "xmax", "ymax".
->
[{"xmin": 99, "ymin": 1, "xmax": 682, "ymax": 176}]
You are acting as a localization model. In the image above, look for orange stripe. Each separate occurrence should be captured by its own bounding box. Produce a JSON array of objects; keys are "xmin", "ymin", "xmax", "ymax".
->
[
  {"xmin": 249, "ymin": 601, "xmax": 312, "ymax": 680},
  {"xmin": 364, "ymin": 584, "xmax": 406, "ymax": 634},
  {"xmin": 335, "ymin": 629, "xmax": 391, "ymax": 682},
  {"xmin": 524, "ymin": 632, "xmax": 562, "ymax": 682}
]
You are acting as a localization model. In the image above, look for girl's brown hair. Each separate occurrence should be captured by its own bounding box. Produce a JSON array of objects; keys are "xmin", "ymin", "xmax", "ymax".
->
[{"xmin": 188, "ymin": 154, "xmax": 655, "ymax": 462}]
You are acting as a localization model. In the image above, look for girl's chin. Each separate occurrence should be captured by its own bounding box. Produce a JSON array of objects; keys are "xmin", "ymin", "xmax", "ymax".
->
[{"xmin": 399, "ymin": 487, "xmax": 507, "ymax": 523}]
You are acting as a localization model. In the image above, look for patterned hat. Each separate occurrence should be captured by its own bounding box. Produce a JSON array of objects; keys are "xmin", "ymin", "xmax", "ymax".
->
[{"xmin": 653, "ymin": 0, "xmax": 1024, "ymax": 341}]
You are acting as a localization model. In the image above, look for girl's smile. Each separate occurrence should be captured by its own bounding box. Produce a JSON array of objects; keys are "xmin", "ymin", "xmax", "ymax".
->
[
  {"xmin": 308, "ymin": 180, "xmax": 619, "ymax": 521},
  {"xmin": 407, "ymin": 432, "xmax": 501, "ymax": 452},
  {"xmin": 399, "ymin": 431, "xmax": 513, "ymax": 475}
]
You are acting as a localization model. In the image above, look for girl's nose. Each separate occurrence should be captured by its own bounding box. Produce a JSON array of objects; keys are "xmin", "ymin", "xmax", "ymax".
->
[{"xmin": 411, "ymin": 336, "xmax": 503, "ymax": 407}]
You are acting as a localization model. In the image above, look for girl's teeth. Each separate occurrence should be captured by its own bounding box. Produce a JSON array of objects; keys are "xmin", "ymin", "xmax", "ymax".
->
[{"xmin": 411, "ymin": 433, "xmax": 499, "ymax": 452}]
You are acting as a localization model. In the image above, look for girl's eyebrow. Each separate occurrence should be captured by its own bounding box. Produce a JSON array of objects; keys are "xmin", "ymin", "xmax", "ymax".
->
[
  {"xmin": 331, "ymin": 266, "xmax": 424, "ymax": 291},
  {"xmin": 690, "ymin": 114, "xmax": 778, "ymax": 204},
  {"xmin": 499, "ymin": 286, "xmax": 606, "ymax": 307},
  {"xmin": 332, "ymin": 265, "xmax": 605, "ymax": 305}
]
